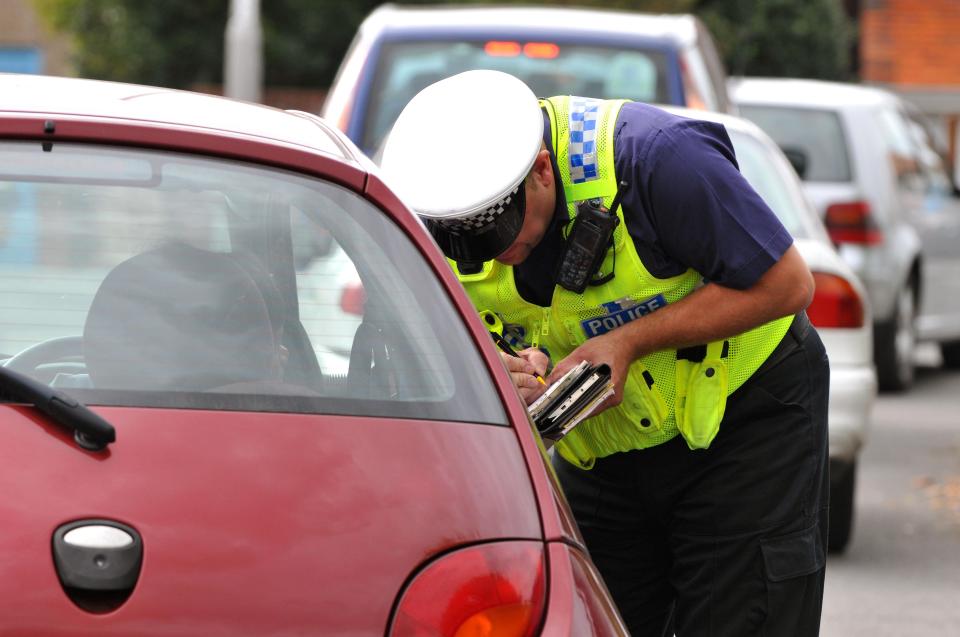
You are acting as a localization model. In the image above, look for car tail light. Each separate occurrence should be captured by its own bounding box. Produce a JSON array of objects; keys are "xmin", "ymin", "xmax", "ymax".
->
[
  {"xmin": 485, "ymin": 41, "xmax": 522, "ymax": 57},
  {"xmin": 523, "ymin": 42, "xmax": 560, "ymax": 59},
  {"xmin": 484, "ymin": 41, "xmax": 560, "ymax": 59},
  {"xmin": 808, "ymin": 272, "xmax": 865, "ymax": 328},
  {"xmin": 339, "ymin": 281, "xmax": 365, "ymax": 316},
  {"xmin": 336, "ymin": 106, "xmax": 352, "ymax": 135},
  {"xmin": 824, "ymin": 201, "xmax": 883, "ymax": 245},
  {"xmin": 678, "ymin": 57, "xmax": 708, "ymax": 110},
  {"xmin": 389, "ymin": 541, "xmax": 546, "ymax": 637}
]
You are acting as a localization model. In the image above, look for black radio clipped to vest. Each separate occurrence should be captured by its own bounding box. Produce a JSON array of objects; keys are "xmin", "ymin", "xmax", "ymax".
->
[{"xmin": 555, "ymin": 181, "xmax": 628, "ymax": 294}]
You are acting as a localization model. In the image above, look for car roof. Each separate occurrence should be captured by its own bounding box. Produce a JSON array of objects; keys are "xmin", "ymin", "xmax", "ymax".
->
[
  {"xmin": 729, "ymin": 77, "xmax": 899, "ymax": 109},
  {"xmin": 0, "ymin": 73, "xmax": 357, "ymax": 161},
  {"xmin": 362, "ymin": 4, "xmax": 700, "ymax": 47},
  {"xmin": 658, "ymin": 103, "xmax": 769, "ymax": 139}
]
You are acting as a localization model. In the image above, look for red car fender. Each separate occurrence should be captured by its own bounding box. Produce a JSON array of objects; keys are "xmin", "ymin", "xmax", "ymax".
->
[{"xmin": 540, "ymin": 542, "xmax": 629, "ymax": 636}]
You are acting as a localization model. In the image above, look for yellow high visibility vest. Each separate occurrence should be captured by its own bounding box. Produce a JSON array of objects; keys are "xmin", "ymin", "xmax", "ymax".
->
[{"xmin": 456, "ymin": 96, "xmax": 792, "ymax": 468}]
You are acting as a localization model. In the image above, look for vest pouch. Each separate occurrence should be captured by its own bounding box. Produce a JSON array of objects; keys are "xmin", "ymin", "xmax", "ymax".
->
[
  {"xmin": 556, "ymin": 435, "xmax": 597, "ymax": 470},
  {"xmin": 625, "ymin": 364, "xmax": 668, "ymax": 434},
  {"xmin": 675, "ymin": 341, "xmax": 729, "ymax": 450}
]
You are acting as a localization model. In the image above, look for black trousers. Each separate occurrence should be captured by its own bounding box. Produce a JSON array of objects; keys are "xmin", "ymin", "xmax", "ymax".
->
[{"xmin": 554, "ymin": 313, "xmax": 830, "ymax": 637}]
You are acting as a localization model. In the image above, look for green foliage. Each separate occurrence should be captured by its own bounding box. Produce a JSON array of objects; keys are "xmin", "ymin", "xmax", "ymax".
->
[
  {"xmin": 33, "ymin": 0, "xmax": 383, "ymax": 88},
  {"xmin": 696, "ymin": 0, "xmax": 853, "ymax": 80},
  {"xmin": 34, "ymin": 0, "xmax": 229, "ymax": 86},
  {"xmin": 261, "ymin": 1, "xmax": 383, "ymax": 87},
  {"xmin": 33, "ymin": 0, "xmax": 853, "ymax": 89}
]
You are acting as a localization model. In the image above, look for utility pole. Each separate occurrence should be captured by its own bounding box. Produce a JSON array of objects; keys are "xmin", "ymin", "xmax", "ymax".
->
[{"xmin": 224, "ymin": 0, "xmax": 263, "ymax": 102}]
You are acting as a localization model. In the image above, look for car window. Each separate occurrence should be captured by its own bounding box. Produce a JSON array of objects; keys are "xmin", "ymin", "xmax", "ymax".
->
[
  {"xmin": 362, "ymin": 39, "xmax": 670, "ymax": 154},
  {"xmin": 738, "ymin": 105, "xmax": 852, "ymax": 182},
  {"xmin": 0, "ymin": 141, "xmax": 506, "ymax": 425},
  {"xmin": 727, "ymin": 130, "xmax": 814, "ymax": 239},
  {"xmin": 906, "ymin": 118, "xmax": 955, "ymax": 205},
  {"xmin": 876, "ymin": 107, "xmax": 925, "ymax": 193}
]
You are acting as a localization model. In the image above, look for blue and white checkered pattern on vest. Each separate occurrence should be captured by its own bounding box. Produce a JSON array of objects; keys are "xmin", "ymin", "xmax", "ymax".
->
[{"xmin": 568, "ymin": 97, "xmax": 601, "ymax": 184}]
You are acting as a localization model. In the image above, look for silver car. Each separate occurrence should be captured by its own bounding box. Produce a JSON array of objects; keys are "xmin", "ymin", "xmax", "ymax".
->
[
  {"xmin": 731, "ymin": 78, "xmax": 960, "ymax": 391},
  {"xmin": 665, "ymin": 105, "xmax": 877, "ymax": 552}
]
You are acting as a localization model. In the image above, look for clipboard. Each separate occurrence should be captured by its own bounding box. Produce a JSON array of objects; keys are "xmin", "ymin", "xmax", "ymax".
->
[{"xmin": 527, "ymin": 361, "xmax": 614, "ymax": 442}]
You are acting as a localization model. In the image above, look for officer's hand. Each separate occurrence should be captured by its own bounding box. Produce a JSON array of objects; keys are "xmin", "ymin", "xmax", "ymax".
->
[
  {"xmin": 501, "ymin": 349, "xmax": 548, "ymax": 405},
  {"xmin": 517, "ymin": 347, "xmax": 549, "ymax": 378},
  {"xmin": 548, "ymin": 332, "xmax": 632, "ymax": 415}
]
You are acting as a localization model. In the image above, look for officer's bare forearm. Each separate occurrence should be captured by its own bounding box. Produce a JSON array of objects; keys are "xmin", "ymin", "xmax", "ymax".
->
[{"xmin": 619, "ymin": 244, "xmax": 813, "ymax": 360}]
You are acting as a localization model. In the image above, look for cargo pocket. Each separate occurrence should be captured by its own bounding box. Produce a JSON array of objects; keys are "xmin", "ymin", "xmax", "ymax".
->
[
  {"xmin": 760, "ymin": 523, "xmax": 825, "ymax": 627},
  {"xmin": 675, "ymin": 340, "xmax": 729, "ymax": 450}
]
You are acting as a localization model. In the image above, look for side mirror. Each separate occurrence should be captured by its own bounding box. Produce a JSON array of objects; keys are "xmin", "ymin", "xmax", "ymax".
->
[{"xmin": 780, "ymin": 145, "xmax": 809, "ymax": 180}]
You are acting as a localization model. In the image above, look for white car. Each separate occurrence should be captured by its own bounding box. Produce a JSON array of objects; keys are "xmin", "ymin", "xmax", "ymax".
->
[
  {"xmin": 730, "ymin": 78, "xmax": 960, "ymax": 392},
  {"xmin": 664, "ymin": 106, "xmax": 878, "ymax": 552},
  {"xmin": 323, "ymin": 4, "xmax": 734, "ymax": 157}
]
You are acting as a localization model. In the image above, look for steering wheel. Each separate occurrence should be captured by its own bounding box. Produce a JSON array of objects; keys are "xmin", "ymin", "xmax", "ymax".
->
[{"xmin": 3, "ymin": 336, "xmax": 84, "ymax": 375}]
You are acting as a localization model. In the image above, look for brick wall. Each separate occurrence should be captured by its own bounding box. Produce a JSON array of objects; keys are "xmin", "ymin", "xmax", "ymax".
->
[
  {"xmin": 861, "ymin": 0, "xmax": 960, "ymax": 169},
  {"xmin": 861, "ymin": 0, "xmax": 960, "ymax": 87}
]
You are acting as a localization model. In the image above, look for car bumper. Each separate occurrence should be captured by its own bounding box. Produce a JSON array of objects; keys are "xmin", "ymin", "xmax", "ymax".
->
[{"xmin": 828, "ymin": 364, "xmax": 876, "ymax": 462}]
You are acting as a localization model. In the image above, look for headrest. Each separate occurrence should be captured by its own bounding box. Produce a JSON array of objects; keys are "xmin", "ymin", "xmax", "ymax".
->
[{"xmin": 83, "ymin": 243, "xmax": 278, "ymax": 391}]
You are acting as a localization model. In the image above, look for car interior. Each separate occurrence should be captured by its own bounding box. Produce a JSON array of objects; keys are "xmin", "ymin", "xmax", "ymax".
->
[{"xmin": 0, "ymin": 141, "xmax": 505, "ymax": 425}]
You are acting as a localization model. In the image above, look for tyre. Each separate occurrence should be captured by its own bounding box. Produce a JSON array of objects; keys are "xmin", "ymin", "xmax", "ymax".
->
[
  {"xmin": 828, "ymin": 459, "xmax": 857, "ymax": 553},
  {"xmin": 874, "ymin": 283, "xmax": 916, "ymax": 392},
  {"xmin": 941, "ymin": 341, "xmax": 960, "ymax": 369}
]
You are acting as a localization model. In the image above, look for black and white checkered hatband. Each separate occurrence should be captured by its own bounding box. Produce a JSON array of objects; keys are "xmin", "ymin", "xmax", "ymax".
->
[
  {"xmin": 426, "ymin": 184, "xmax": 526, "ymax": 264},
  {"xmin": 437, "ymin": 187, "xmax": 521, "ymax": 233}
]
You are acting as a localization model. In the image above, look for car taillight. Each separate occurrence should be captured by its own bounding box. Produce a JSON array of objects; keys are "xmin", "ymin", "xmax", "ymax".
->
[
  {"xmin": 389, "ymin": 541, "xmax": 546, "ymax": 637},
  {"xmin": 339, "ymin": 281, "xmax": 365, "ymax": 315},
  {"xmin": 336, "ymin": 107, "xmax": 351, "ymax": 135},
  {"xmin": 808, "ymin": 272, "xmax": 865, "ymax": 328},
  {"xmin": 483, "ymin": 41, "xmax": 560, "ymax": 59},
  {"xmin": 523, "ymin": 42, "xmax": 560, "ymax": 59},
  {"xmin": 824, "ymin": 201, "xmax": 883, "ymax": 245},
  {"xmin": 678, "ymin": 57, "xmax": 708, "ymax": 110},
  {"xmin": 485, "ymin": 41, "xmax": 522, "ymax": 57}
]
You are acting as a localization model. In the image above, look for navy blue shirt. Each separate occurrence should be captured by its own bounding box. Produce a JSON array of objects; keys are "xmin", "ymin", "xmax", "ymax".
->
[{"xmin": 514, "ymin": 102, "xmax": 792, "ymax": 307}]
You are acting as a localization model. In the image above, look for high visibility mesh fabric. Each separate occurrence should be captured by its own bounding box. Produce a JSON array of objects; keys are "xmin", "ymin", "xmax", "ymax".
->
[
  {"xmin": 546, "ymin": 96, "xmax": 622, "ymax": 204},
  {"xmin": 456, "ymin": 96, "xmax": 792, "ymax": 467}
]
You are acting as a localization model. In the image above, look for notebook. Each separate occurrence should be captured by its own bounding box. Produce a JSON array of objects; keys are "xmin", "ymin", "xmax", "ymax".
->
[{"xmin": 527, "ymin": 360, "xmax": 614, "ymax": 442}]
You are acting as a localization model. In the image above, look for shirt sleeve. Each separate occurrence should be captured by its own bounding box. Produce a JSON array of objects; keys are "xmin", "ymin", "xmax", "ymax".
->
[{"xmin": 633, "ymin": 119, "xmax": 793, "ymax": 290}]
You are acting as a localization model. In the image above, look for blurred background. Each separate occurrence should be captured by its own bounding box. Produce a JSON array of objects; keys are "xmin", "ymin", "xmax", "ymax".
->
[{"xmin": 0, "ymin": 0, "xmax": 954, "ymax": 160}]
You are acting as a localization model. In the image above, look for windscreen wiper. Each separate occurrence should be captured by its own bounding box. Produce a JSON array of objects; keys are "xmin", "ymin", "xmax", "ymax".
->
[{"xmin": 0, "ymin": 365, "xmax": 115, "ymax": 451}]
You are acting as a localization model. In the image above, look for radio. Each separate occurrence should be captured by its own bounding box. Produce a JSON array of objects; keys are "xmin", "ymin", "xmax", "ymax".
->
[{"xmin": 555, "ymin": 182, "xmax": 628, "ymax": 293}]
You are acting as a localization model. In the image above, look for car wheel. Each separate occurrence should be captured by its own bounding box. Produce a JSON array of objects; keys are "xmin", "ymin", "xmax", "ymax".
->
[
  {"xmin": 874, "ymin": 282, "xmax": 916, "ymax": 392},
  {"xmin": 829, "ymin": 459, "xmax": 857, "ymax": 553},
  {"xmin": 940, "ymin": 341, "xmax": 960, "ymax": 369}
]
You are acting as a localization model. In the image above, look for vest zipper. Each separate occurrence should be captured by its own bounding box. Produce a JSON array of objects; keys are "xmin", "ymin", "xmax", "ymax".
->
[{"xmin": 532, "ymin": 307, "xmax": 551, "ymax": 349}]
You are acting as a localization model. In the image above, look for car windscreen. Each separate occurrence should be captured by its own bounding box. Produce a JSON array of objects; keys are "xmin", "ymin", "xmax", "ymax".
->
[
  {"xmin": 0, "ymin": 141, "xmax": 506, "ymax": 425},
  {"xmin": 727, "ymin": 130, "xmax": 814, "ymax": 240},
  {"xmin": 362, "ymin": 39, "xmax": 670, "ymax": 154},
  {"xmin": 737, "ymin": 105, "xmax": 851, "ymax": 182}
]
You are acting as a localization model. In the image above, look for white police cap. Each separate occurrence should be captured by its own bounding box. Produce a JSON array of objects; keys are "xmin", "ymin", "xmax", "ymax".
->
[{"xmin": 380, "ymin": 70, "xmax": 543, "ymax": 263}]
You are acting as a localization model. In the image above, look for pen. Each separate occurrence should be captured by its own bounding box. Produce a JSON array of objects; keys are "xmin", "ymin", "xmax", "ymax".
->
[{"xmin": 492, "ymin": 332, "xmax": 546, "ymax": 385}]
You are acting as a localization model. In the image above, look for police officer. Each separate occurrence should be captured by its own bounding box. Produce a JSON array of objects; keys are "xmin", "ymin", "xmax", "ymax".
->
[{"xmin": 381, "ymin": 70, "xmax": 829, "ymax": 637}]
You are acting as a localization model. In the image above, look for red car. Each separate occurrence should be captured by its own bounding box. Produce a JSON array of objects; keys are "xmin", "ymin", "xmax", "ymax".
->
[{"xmin": 0, "ymin": 74, "xmax": 626, "ymax": 636}]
